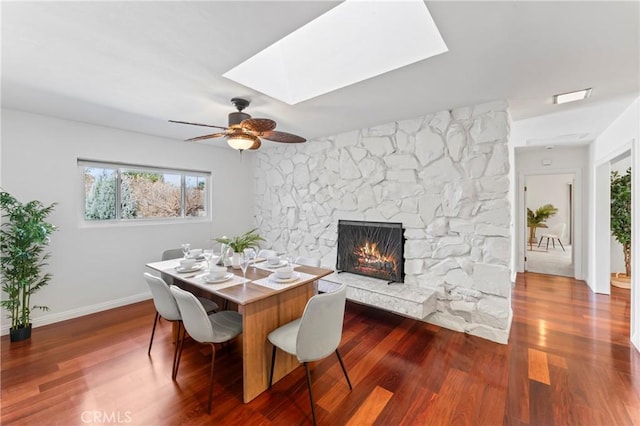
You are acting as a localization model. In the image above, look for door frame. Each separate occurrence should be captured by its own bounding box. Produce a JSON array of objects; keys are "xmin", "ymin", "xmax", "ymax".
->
[
  {"xmin": 591, "ymin": 140, "xmax": 636, "ymax": 351},
  {"xmin": 517, "ymin": 168, "xmax": 583, "ymax": 279}
]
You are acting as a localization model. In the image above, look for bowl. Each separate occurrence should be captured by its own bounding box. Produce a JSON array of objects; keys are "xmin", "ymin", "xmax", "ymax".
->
[
  {"xmin": 179, "ymin": 258, "xmax": 197, "ymax": 269},
  {"xmin": 275, "ymin": 266, "xmax": 293, "ymax": 279},
  {"xmin": 267, "ymin": 256, "xmax": 281, "ymax": 266},
  {"xmin": 209, "ymin": 266, "xmax": 227, "ymax": 279}
]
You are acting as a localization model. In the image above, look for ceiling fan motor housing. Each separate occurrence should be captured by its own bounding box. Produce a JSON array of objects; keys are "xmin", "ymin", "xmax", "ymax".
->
[{"xmin": 229, "ymin": 111, "xmax": 251, "ymax": 126}]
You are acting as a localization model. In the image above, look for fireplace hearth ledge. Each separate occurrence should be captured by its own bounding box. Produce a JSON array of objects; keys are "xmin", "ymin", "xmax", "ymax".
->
[{"xmin": 319, "ymin": 272, "xmax": 437, "ymax": 320}]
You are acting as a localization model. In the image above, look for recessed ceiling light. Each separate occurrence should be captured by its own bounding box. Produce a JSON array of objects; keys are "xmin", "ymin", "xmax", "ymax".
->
[
  {"xmin": 223, "ymin": 0, "xmax": 448, "ymax": 105},
  {"xmin": 553, "ymin": 88, "xmax": 592, "ymax": 105}
]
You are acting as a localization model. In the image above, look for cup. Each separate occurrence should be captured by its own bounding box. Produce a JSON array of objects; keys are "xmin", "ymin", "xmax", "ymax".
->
[
  {"xmin": 179, "ymin": 258, "xmax": 196, "ymax": 269},
  {"xmin": 275, "ymin": 266, "xmax": 293, "ymax": 279},
  {"xmin": 268, "ymin": 256, "xmax": 280, "ymax": 266},
  {"xmin": 208, "ymin": 266, "xmax": 227, "ymax": 279}
]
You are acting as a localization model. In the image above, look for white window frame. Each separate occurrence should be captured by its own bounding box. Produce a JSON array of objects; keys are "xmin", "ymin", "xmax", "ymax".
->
[{"xmin": 78, "ymin": 159, "xmax": 211, "ymax": 226}]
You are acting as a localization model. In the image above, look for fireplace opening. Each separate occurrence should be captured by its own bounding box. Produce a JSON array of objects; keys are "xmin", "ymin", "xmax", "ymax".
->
[{"xmin": 336, "ymin": 220, "xmax": 404, "ymax": 283}]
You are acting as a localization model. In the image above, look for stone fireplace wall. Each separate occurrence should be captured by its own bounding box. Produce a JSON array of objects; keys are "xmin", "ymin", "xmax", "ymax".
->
[{"xmin": 253, "ymin": 100, "xmax": 512, "ymax": 343}]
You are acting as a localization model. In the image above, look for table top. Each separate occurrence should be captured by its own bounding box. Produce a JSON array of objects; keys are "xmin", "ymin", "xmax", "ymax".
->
[{"xmin": 146, "ymin": 259, "xmax": 333, "ymax": 306}]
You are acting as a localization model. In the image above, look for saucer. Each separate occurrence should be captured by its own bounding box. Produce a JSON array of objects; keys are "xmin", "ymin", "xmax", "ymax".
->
[
  {"xmin": 204, "ymin": 272, "xmax": 234, "ymax": 284},
  {"xmin": 175, "ymin": 264, "xmax": 202, "ymax": 273},
  {"xmin": 269, "ymin": 272, "xmax": 300, "ymax": 283}
]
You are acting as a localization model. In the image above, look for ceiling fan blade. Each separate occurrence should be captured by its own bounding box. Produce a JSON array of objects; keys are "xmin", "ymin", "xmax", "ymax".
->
[
  {"xmin": 169, "ymin": 120, "xmax": 227, "ymax": 130},
  {"xmin": 185, "ymin": 132, "xmax": 227, "ymax": 142},
  {"xmin": 241, "ymin": 118, "xmax": 276, "ymax": 133},
  {"xmin": 260, "ymin": 130, "xmax": 306, "ymax": 143}
]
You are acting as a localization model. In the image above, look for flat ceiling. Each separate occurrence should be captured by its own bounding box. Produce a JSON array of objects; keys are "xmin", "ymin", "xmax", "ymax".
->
[{"xmin": 2, "ymin": 1, "xmax": 638, "ymax": 148}]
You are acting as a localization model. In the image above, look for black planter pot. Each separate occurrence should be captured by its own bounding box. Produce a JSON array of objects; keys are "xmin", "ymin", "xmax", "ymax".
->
[{"xmin": 10, "ymin": 324, "xmax": 32, "ymax": 342}]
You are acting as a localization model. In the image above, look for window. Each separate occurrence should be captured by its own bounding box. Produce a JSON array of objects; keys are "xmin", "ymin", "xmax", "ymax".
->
[{"xmin": 80, "ymin": 160, "xmax": 209, "ymax": 222}]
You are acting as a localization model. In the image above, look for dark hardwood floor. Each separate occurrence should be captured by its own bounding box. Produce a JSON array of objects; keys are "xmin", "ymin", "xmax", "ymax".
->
[{"xmin": 2, "ymin": 273, "xmax": 638, "ymax": 425}]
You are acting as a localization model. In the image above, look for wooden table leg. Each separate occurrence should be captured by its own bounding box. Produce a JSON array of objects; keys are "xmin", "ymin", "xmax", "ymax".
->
[{"xmin": 239, "ymin": 282, "xmax": 313, "ymax": 403}]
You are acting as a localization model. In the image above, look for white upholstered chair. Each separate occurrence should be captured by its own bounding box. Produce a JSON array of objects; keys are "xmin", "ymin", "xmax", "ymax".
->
[
  {"xmin": 257, "ymin": 249, "xmax": 277, "ymax": 261},
  {"xmin": 294, "ymin": 256, "xmax": 321, "ymax": 267},
  {"xmin": 161, "ymin": 248, "xmax": 184, "ymax": 285},
  {"xmin": 144, "ymin": 273, "xmax": 218, "ymax": 377},
  {"xmin": 538, "ymin": 223, "xmax": 566, "ymax": 251},
  {"xmin": 170, "ymin": 286, "xmax": 243, "ymax": 414},
  {"xmin": 267, "ymin": 283, "xmax": 351, "ymax": 425}
]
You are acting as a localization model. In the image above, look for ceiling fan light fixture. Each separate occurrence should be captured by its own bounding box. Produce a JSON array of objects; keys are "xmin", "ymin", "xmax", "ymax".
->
[{"xmin": 226, "ymin": 133, "xmax": 257, "ymax": 151}]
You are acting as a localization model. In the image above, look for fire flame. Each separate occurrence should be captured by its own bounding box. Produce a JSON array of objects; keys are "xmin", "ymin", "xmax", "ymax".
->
[{"xmin": 354, "ymin": 241, "xmax": 397, "ymax": 274}]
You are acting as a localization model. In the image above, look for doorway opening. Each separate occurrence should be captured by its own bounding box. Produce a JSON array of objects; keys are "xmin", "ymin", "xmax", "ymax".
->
[
  {"xmin": 524, "ymin": 173, "xmax": 575, "ymax": 277},
  {"xmin": 609, "ymin": 151, "xmax": 632, "ymax": 291}
]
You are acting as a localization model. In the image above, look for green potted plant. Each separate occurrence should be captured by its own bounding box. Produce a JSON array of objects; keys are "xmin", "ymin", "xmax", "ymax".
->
[
  {"xmin": 0, "ymin": 191, "xmax": 57, "ymax": 342},
  {"xmin": 215, "ymin": 228, "xmax": 264, "ymax": 268},
  {"xmin": 526, "ymin": 203, "xmax": 558, "ymax": 248},
  {"xmin": 611, "ymin": 167, "xmax": 631, "ymax": 287}
]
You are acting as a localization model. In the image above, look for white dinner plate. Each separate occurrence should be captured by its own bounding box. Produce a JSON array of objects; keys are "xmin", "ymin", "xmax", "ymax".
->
[
  {"xmin": 175, "ymin": 264, "xmax": 202, "ymax": 273},
  {"xmin": 204, "ymin": 272, "xmax": 234, "ymax": 284},
  {"xmin": 269, "ymin": 272, "xmax": 300, "ymax": 283}
]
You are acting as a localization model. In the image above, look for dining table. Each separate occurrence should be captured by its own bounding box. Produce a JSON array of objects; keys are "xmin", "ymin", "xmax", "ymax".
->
[{"xmin": 145, "ymin": 257, "xmax": 333, "ymax": 403}]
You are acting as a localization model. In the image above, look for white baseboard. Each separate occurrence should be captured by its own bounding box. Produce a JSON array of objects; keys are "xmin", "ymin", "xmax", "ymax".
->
[{"xmin": 0, "ymin": 292, "xmax": 152, "ymax": 336}]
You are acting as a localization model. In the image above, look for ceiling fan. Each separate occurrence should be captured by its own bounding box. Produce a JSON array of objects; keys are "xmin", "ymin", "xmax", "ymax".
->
[{"xmin": 169, "ymin": 98, "xmax": 306, "ymax": 151}]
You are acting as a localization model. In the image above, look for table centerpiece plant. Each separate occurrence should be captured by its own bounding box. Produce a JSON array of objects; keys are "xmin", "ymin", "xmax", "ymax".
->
[
  {"xmin": 215, "ymin": 228, "xmax": 264, "ymax": 268},
  {"xmin": 0, "ymin": 191, "xmax": 57, "ymax": 342}
]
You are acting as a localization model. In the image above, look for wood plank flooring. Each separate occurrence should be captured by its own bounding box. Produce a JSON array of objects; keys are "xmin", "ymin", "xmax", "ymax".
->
[{"xmin": 2, "ymin": 273, "xmax": 638, "ymax": 425}]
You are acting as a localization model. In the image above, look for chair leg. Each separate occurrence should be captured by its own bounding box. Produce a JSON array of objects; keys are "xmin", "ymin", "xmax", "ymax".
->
[
  {"xmin": 546, "ymin": 237, "xmax": 550, "ymax": 250},
  {"xmin": 171, "ymin": 322, "xmax": 183, "ymax": 379},
  {"xmin": 537, "ymin": 236, "xmax": 543, "ymax": 248},
  {"xmin": 207, "ymin": 344, "xmax": 217, "ymax": 414},
  {"xmin": 147, "ymin": 312, "xmax": 159, "ymax": 356},
  {"xmin": 558, "ymin": 238, "xmax": 565, "ymax": 251},
  {"xmin": 172, "ymin": 326, "xmax": 187, "ymax": 380},
  {"xmin": 335, "ymin": 349, "xmax": 352, "ymax": 390},
  {"xmin": 269, "ymin": 345, "xmax": 277, "ymax": 388},
  {"xmin": 303, "ymin": 362, "xmax": 317, "ymax": 426},
  {"xmin": 552, "ymin": 238, "xmax": 556, "ymax": 248}
]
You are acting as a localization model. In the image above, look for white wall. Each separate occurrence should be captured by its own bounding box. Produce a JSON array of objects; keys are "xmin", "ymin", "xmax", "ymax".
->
[
  {"xmin": 590, "ymin": 97, "xmax": 639, "ymax": 351},
  {"xmin": 1, "ymin": 109, "xmax": 255, "ymax": 334},
  {"xmin": 515, "ymin": 146, "xmax": 589, "ymax": 278},
  {"xmin": 254, "ymin": 101, "xmax": 513, "ymax": 344}
]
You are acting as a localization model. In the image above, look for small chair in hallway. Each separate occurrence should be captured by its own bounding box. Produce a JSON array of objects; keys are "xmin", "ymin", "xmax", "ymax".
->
[
  {"xmin": 170, "ymin": 286, "xmax": 243, "ymax": 414},
  {"xmin": 538, "ymin": 223, "xmax": 566, "ymax": 251},
  {"xmin": 268, "ymin": 283, "xmax": 352, "ymax": 426}
]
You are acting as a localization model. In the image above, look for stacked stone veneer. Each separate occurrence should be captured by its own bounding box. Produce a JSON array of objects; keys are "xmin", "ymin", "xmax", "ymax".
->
[{"xmin": 253, "ymin": 100, "xmax": 512, "ymax": 343}]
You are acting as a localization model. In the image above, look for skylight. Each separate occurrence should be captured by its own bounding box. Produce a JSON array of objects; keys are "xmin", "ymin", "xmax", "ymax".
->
[
  {"xmin": 223, "ymin": 0, "xmax": 448, "ymax": 105},
  {"xmin": 553, "ymin": 89, "xmax": 592, "ymax": 105}
]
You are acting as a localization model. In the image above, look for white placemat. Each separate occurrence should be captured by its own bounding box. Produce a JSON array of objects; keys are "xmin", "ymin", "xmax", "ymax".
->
[
  {"xmin": 252, "ymin": 271, "xmax": 314, "ymax": 290},
  {"xmin": 194, "ymin": 273, "xmax": 246, "ymax": 290},
  {"xmin": 254, "ymin": 261, "xmax": 298, "ymax": 272}
]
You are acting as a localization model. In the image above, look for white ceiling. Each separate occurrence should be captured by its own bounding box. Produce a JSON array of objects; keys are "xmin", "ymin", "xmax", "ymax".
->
[{"xmin": 2, "ymin": 1, "xmax": 638, "ymax": 149}]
